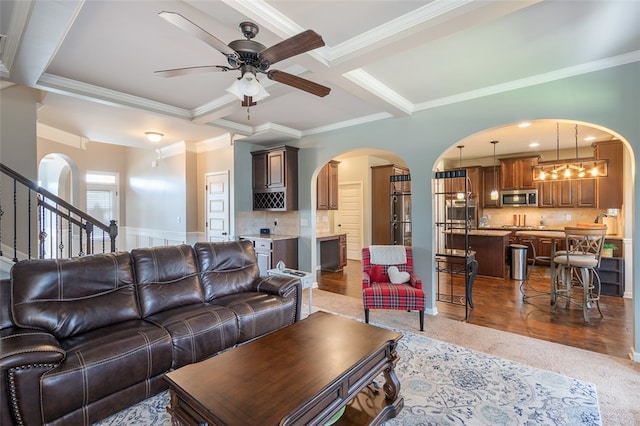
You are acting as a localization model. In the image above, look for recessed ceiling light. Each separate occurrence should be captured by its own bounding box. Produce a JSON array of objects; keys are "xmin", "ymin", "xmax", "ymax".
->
[
  {"xmin": 518, "ymin": 122, "xmax": 532, "ymax": 128},
  {"xmin": 584, "ymin": 136, "xmax": 596, "ymax": 142},
  {"xmin": 529, "ymin": 142, "xmax": 539, "ymax": 147}
]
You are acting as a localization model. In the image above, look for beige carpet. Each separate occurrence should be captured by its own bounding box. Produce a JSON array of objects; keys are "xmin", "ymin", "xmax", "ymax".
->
[{"xmin": 308, "ymin": 289, "xmax": 640, "ymax": 425}]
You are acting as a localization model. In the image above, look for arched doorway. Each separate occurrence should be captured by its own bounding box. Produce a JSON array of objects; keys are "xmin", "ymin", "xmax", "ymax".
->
[{"xmin": 431, "ymin": 119, "xmax": 634, "ymax": 358}]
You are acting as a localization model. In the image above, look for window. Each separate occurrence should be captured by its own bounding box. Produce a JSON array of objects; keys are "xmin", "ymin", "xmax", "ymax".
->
[{"xmin": 86, "ymin": 172, "xmax": 119, "ymax": 230}]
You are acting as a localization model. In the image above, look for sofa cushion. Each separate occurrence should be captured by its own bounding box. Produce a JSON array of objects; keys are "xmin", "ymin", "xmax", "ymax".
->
[
  {"xmin": 194, "ymin": 240, "xmax": 261, "ymax": 301},
  {"xmin": 146, "ymin": 304, "xmax": 239, "ymax": 369},
  {"xmin": 11, "ymin": 252, "xmax": 139, "ymax": 339},
  {"xmin": 211, "ymin": 292, "xmax": 297, "ymax": 343},
  {"xmin": 40, "ymin": 320, "xmax": 172, "ymax": 424},
  {"xmin": 132, "ymin": 244, "xmax": 204, "ymax": 317}
]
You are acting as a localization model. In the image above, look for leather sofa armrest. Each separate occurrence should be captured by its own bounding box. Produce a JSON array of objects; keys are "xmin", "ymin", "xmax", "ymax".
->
[
  {"xmin": 1, "ymin": 328, "xmax": 65, "ymax": 425},
  {"xmin": 0, "ymin": 327, "xmax": 65, "ymax": 370},
  {"xmin": 254, "ymin": 275, "xmax": 301, "ymax": 298},
  {"xmin": 254, "ymin": 275, "xmax": 302, "ymax": 321}
]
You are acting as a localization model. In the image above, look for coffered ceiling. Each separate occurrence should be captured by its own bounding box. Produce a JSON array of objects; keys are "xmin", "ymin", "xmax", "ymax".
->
[{"xmin": 1, "ymin": 1, "xmax": 638, "ymax": 160}]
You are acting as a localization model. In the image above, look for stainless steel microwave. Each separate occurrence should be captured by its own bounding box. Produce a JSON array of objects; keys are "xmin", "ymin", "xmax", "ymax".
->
[{"xmin": 501, "ymin": 189, "xmax": 538, "ymax": 207}]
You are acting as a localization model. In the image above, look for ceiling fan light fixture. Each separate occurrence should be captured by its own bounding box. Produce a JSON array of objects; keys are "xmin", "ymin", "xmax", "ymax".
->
[{"xmin": 227, "ymin": 74, "xmax": 270, "ymax": 102}]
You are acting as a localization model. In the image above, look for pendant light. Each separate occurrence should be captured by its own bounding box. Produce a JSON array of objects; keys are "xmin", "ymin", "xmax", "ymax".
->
[
  {"xmin": 490, "ymin": 141, "xmax": 499, "ymax": 201},
  {"xmin": 456, "ymin": 145, "xmax": 465, "ymax": 200}
]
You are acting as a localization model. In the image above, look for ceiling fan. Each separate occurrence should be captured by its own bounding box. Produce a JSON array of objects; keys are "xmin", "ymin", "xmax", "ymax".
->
[{"xmin": 155, "ymin": 11, "xmax": 331, "ymax": 107}]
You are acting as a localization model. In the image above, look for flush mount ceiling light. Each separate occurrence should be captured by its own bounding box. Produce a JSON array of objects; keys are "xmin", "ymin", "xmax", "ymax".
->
[
  {"xmin": 145, "ymin": 132, "xmax": 164, "ymax": 143},
  {"xmin": 532, "ymin": 123, "xmax": 608, "ymax": 181}
]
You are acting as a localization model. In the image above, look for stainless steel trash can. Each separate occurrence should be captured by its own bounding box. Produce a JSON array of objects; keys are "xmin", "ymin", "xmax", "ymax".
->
[{"xmin": 510, "ymin": 244, "xmax": 528, "ymax": 281}]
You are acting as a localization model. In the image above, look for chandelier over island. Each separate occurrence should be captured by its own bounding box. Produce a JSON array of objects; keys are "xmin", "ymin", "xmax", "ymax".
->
[{"xmin": 532, "ymin": 123, "xmax": 608, "ymax": 182}]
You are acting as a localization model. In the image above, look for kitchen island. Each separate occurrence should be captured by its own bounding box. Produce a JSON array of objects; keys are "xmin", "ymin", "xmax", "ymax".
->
[
  {"xmin": 443, "ymin": 230, "xmax": 511, "ymax": 278},
  {"xmin": 317, "ymin": 233, "xmax": 347, "ymax": 272}
]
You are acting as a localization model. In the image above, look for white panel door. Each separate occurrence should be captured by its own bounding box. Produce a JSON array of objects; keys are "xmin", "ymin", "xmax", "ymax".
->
[
  {"xmin": 205, "ymin": 171, "xmax": 230, "ymax": 242},
  {"xmin": 337, "ymin": 182, "xmax": 363, "ymax": 260}
]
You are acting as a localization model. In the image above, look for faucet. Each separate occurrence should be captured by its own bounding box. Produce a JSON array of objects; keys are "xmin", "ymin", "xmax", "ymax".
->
[{"xmin": 594, "ymin": 213, "xmax": 610, "ymax": 224}]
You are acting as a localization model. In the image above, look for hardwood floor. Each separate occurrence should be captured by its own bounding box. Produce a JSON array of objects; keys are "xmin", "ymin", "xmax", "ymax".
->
[{"xmin": 318, "ymin": 260, "xmax": 633, "ymax": 359}]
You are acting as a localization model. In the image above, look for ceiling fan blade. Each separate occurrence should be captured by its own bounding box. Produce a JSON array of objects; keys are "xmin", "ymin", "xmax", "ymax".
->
[
  {"xmin": 259, "ymin": 30, "xmax": 325, "ymax": 65},
  {"xmin": 267, "ymin": 70, "xmax": 331, "ymax": 97},
  {"xmin": 158, "ymin": 11, "xmax": 239, "ymax": 60},
  {"xmin": 155, "ymin": 65, "xmax": 235, "ymax": 78}
]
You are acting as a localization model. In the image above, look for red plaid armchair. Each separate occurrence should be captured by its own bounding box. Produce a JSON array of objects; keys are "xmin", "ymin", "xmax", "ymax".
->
[{"xmin": 362, "ymin": 246, "xmax": 425, "ymax": 331}]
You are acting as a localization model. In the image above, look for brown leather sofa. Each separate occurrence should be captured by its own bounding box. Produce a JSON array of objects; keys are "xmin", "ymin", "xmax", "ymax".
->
[{"xmin": 0, "ymin": 240, "xmax": 301, "ymax": 425}]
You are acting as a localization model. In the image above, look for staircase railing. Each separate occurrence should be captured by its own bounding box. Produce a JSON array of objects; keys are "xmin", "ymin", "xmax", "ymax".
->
[{"xmin": 1, "ymin": 163, "xmax": 118, "ymax": 262}]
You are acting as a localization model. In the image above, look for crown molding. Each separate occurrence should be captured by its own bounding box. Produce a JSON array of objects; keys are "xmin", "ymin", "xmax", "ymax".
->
[
  {"xmin": 303, "ymin": 112, "xmax": 393, "ymax": 137},
  {"xmin": 415, "ymin": 50, "xmax": 640, "ymax": 112},
  {"xmin": 36, "ymin": 73, "xmax": 193, "ymax": 120}
]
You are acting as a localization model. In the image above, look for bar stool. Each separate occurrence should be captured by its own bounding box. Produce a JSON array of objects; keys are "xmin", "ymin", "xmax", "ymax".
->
[{"xmin": 552, "ymin": 226, "xmax": 607, "ymax": 322}]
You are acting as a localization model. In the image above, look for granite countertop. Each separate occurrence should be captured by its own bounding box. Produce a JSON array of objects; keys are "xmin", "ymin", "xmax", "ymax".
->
[
  {"xmin": 240, "ymin": 234, "xmax": 299, "ymax": 241},
  {"xmin": 443, "ymin": 229, "xmax": 512, "ymax": 237},
  {"xmin": 316, "ymin": 232, "xmax": 347, "ymax": 241}
]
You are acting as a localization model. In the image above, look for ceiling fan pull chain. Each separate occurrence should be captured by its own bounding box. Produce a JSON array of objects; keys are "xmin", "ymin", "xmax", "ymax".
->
[{"xmin": 247, "ymin": 105, "xmax": 251, "ymax": 120}]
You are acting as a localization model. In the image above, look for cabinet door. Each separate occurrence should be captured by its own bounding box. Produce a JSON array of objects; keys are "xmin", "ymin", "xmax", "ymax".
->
[
  {"xmin": 518, "ymin": 158, "xmax": 537, "ymax": 189},
  {"xmin": 252, "ymin": 152, "xmax": 268, "ymax": 189},
  {"xmin": 576, "ymin": 179, "xmax": 596, "ymax": 208},
  {"xmin": 328, "ymin": 161, "xmax": 339, "ymax": 210},
  {"xmin": 500, "ymin": 160, "xmax": 518, "ymax": 190},
  {"xmin": 338, "ymin": 234, "xmax": 347, "ymax": 268},
  {"xmin": 256, "ymin": 251, "xmax": 271, "ymax": 276},
  {"xmin": 556, "ymin": 180, "xmax": 574, "ymax": 207},
  {"xmin": 537, "ymin": 181, "xmax": 554, "ymax": 207},
  {"xmin": 317, "ymin": 163, "xmax": 329, "ymax": 210},
  {"xmin": 267, "ymin": 150, "xmax": 285, "ymax": 188}
]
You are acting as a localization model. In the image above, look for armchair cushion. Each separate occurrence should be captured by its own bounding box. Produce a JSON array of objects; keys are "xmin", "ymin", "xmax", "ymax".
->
[
  {"xmin": 369, "ymin": 265, "xmax": 389, "ymax": 283},
  {"xmin": 388, "ymin": 266, "xmax": 410, "ymax": 284}
]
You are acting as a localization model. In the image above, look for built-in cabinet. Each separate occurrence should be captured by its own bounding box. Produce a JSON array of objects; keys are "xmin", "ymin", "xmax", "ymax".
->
[
  {"xmin": 500, "ymin": 156, "xmax": 539, "ymax": 190},
  {"xmin": 594, "ymin": 140, "xmax": 624, "ymax": 209},
  {"xmin": 317, "ymin": 160, "xmax": 340, "ymax": 210},
  {"xmin": 537, "ymin": 179, "xmax": 596, "ymax": 208},
  {"xmin": 243, "ymin": 236, "xmax": 299, "ymax": 276},
  {"xmin": 371, "ymin": 164, "xmax": 410, "ymax": 245},
  {"xmin": 251, "ymin": 146, "xmax": 298, "ymax": 211}
]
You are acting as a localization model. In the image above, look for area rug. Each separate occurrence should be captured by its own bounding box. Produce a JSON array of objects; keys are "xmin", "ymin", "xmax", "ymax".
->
[{"xmin": 95, "ymin": 312, "xmax": 601, "ymax": 426}]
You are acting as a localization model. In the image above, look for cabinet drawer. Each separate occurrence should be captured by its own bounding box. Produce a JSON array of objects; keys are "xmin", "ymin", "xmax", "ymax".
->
[{"xmin": 254, "ymin": 239, "xmax": 272, "ymax": 250}]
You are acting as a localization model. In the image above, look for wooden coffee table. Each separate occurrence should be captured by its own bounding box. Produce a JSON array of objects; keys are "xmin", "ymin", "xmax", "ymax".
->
[{"xmin": 164, "ymin": 311, "xmax": 403, "ymax": 425}]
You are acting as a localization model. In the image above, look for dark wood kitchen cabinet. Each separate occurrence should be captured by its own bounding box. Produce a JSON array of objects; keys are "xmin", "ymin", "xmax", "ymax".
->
[
  {"xmin": 537, "ymin": 179, "xmax": 596, "ymax": 208},
  {"xmin": 500, "ymin": 156, "xmax": 539, "ymax": 190},
  {"xmin": 481, "ymin": 166, "xmax": 500, "ymax": 208},
  {"xmin": 594, "ymin": 140, "xmax": 623, "ymax": 209},
  {"xmin": 252, "ymin": 146, "xmax": 298, "ymax": 211},
  {"xmin": 317, "ymin": 160, "xmax": 340, "ymax": 210}
]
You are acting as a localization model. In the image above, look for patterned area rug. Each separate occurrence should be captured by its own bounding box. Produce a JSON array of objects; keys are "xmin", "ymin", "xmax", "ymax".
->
[{"xmin": 95, "ymin": 316, "xmax": 601, "ymax": 426}]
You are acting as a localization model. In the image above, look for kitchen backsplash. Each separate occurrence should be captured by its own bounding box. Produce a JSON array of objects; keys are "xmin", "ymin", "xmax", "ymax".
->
[
  {"xmin": 481, "ymin": 207, "xmax": 622, "ymax": 234},
  {"xmin": 237, "ymin": 211, "xmax": 300, "ymax": 236}
]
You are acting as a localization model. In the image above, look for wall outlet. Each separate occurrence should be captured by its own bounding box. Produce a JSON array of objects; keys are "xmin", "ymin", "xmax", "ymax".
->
[
  {"xmin": 565, "ymin": 214, "xmax": 572, "ymax": 221},
  {"xmin": 274, "ymin": 218, "xmax": 278, "ymax": 226}
]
